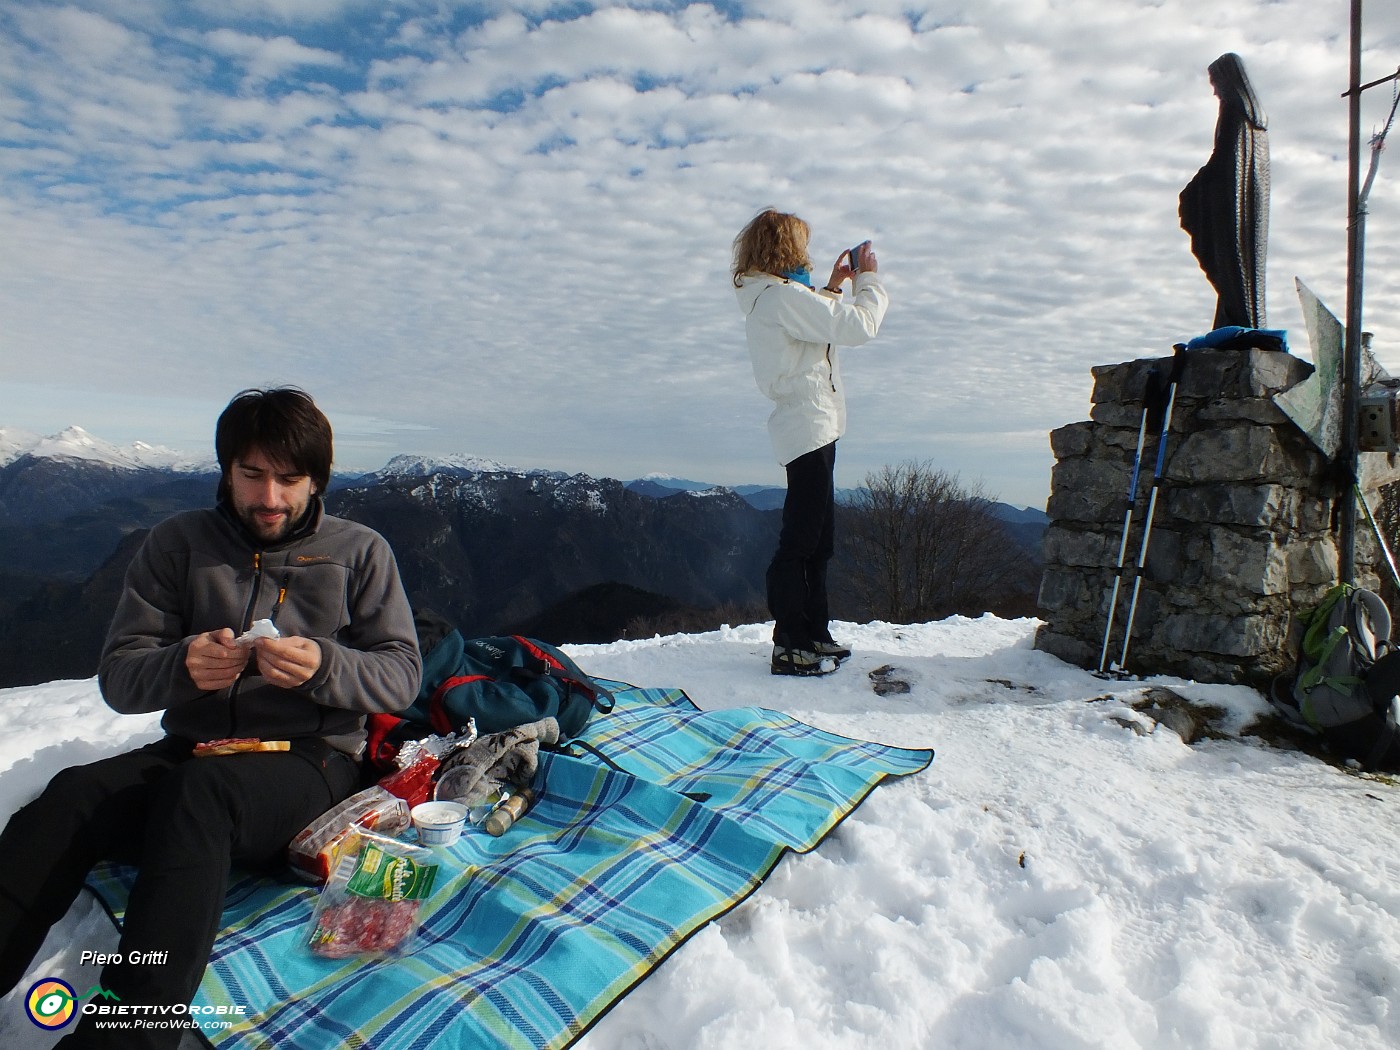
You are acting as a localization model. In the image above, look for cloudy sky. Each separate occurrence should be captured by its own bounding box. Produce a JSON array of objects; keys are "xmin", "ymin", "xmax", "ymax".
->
[{"xmin": 3, "ymin": 0, "xmax": 1400, "ymax": 509}]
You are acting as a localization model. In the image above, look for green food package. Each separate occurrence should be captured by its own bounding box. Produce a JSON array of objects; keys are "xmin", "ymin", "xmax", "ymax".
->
[{"xmin": 306, "ymin": 831, "xmax": 440, "ymax": 959}]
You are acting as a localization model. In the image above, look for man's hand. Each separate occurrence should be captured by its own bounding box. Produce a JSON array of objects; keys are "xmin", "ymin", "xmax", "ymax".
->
[
  {"xmin": 254, "ymin": 636, "xmax": 323, "ymax": 689},
  {"xmin": 187, "ymin": 629, "xmax": 252, "ymax": 692}
]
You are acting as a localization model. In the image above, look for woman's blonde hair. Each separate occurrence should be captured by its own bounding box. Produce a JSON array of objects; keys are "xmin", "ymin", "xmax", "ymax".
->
[{"xmin": 732, "ymin": 209, "xmax": 811, "ymax": 286}]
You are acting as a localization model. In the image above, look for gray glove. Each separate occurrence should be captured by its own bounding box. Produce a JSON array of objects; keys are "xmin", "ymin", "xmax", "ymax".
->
[{"xmin": 433, "ymin": 717, "xmax": 560, "ymax": 806}]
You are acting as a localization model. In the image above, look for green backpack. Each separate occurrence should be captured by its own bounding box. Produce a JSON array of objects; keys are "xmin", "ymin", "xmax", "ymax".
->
[
  {"xmin": 1283, "ymin": 583, "xmax": 1390, "ymax": 731},
  {"xmin": 409, "ymin": 630, "xmax": 614, "ymax": 739},
  {"xmin": 1272, "ymin": 583, "xmax": 1400, "ymax": 769},
  {"xmin": 365, "ymin": 610, "xmax": 615, "ymax": 772}
]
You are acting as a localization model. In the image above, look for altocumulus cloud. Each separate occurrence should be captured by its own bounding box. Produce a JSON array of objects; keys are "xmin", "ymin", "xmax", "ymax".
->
[{"xmin": 1, "ymin": 0, "xmax": 1398, "ymax": 507}]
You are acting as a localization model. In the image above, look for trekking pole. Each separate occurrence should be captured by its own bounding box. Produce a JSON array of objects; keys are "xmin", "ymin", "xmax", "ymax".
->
[
  {"xmin": 1356, "ymin": 481, "xmax": 1400, "ymax": 593},
  {"xmin": 1096, "ymin": 399, "xmax": 1152, "ymax": 675},
  {"xmin": 1117, "ymin": 345, "xmax": 1187, "ymax": 674}
]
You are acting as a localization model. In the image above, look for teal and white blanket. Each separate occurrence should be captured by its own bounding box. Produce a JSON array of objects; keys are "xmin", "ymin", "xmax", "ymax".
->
[{"xmin": 88, "ymin": 686, "xmax": 933, "ymax": 1048}]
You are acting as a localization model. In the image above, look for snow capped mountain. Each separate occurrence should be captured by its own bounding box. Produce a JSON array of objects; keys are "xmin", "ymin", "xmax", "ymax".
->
[
  {"xmin": 4, "ymin": 425, "xmax": 215, "ymax": 472},
  {"xmin": 32, "ymin": 425, "xmax": 133, "ymax": 467},
  {"xmin": 373, "ymin": 453, "xmax": 567, "ymax": 481},
  {"xmin": 0, "ymin": 426, "xmax": 41, "ymax": 468},
  {"xmin": 0, "ymin": 426, "xmax": 219, "ymax": 529},
  {"xmin": 632, "ymin": 473, "xmax": 719, "ymax": 492},
  {"xmin": 625, "ymin": 475, "xmax": 791, "ymax": 511},
  {"xmin": 368, "ymin": 455, "xmax": 610, "ymax": 517}
]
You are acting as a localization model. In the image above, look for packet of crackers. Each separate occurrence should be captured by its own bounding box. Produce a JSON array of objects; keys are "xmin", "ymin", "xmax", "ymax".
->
[
  {"xmin": 287, "ymin": 786, "xmax": 410, "ymax": 884},
  {"xmin": 193, "ymin": 738, "xmax": 290, "ymax": 757}
]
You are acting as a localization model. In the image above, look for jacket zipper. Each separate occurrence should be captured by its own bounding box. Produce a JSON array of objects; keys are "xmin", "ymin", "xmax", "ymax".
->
[
  {"xmin": 228, "ymin": 550, "xmax": 266, "ymax": 738},
  {"xmin": 239, "ymin": 551, "xmax": 265, "ymax": 634},
  {"xmin": 826, "ymin": 345, "xmax": 836, "ymax": 392},
  {"xmin": 269, "ymin": 574, "xmax": 290, "ymax": 629}
]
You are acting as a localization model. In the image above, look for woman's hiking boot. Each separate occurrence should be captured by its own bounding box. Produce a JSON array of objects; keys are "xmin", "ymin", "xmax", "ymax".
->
[
  {"xmin": 811, "ymin": 639, "xmax": 851, "ymax": 663},
  {"xmin": 771, "ymin": 645, "xmax": 838, "ymax": 677}
]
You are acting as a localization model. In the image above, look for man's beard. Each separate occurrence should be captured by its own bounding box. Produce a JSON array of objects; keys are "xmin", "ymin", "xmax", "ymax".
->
[{"xmin": 239, "ymin": 502, "xmax": 306, "ymax": 542}]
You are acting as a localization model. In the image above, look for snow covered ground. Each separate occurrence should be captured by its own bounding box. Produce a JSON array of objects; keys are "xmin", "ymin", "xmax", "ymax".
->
[{"xmin": 1, "ymin": 615, "xmax": 1397, "ymax": 1049}]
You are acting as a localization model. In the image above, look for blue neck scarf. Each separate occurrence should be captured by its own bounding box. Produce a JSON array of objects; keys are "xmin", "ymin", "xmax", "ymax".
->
[{"xmin": 780, "ymin": 266, "xmax": 813, "ymax": 288}]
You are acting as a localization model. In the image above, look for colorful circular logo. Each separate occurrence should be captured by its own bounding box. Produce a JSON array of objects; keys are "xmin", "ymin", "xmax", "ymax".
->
[{"xmin": 25, "ymin": 978, "xmax": 77, "ymax": 1030}]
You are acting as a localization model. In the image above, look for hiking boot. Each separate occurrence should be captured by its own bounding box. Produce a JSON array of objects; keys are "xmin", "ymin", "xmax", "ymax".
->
[
  {"xmin": 771, "ymin": 645, "xmax": 838, "ymax": 677},
  {"xmin": 812, "ymin": 639, "xmax": 851, "ymax": 662}
]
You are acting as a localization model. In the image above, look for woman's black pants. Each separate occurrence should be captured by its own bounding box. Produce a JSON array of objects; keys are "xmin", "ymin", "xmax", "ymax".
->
[{"xmin": 767, "ymin": 441, "xmax": 837, "ymax": 649}]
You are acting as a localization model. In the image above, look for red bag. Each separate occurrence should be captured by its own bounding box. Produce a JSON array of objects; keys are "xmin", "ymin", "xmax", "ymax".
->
[{"xmin": 376, "ymin": 748, "xmax": 439, "ymax": 809}]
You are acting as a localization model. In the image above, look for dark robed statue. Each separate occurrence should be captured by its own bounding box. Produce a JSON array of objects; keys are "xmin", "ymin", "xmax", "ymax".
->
[{"xmin": 1179, "ymin": 53, "xmax": 1270, "ymax": 329}]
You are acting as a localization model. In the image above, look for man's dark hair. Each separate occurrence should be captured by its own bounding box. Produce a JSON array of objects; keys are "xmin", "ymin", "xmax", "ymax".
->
[{"xmin": 215, "ymin": 387, "xmax": 334, "ymax": 498}]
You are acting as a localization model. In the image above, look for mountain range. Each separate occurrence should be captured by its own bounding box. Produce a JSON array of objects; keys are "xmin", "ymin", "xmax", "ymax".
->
[{"xmin": 0, "ymin": 426, "xmax": 1047, "ymax": 687}]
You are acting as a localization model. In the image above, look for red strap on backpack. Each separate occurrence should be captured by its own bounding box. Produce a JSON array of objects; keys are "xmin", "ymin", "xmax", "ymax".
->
[
  {"xmin": 427, "ymin": 674, "xmax": 490, "ymax": 735},
  {"xmin": 512, "ymin": 635, "xmax": 602, "ymax": 702}
]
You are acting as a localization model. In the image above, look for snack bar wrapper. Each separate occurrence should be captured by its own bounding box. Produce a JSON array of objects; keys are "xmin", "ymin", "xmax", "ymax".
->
[
  {"xmin": 305, "ymin": 832, "xmax": 439, "ymax": 959},
  {"xmin": 235, "ymin": 618, "xmax": 281, "ymax": 647},
  {"xmin": 287, "ymin": 786, "xmax": 410, "ymax": 884}
]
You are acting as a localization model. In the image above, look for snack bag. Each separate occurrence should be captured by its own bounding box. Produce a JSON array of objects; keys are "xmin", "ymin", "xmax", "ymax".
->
[
  {"xmin": 376, "ymin": 743, "xmax": 440, "ymax": 809},
  {"xmin": 374, "ymin": 730, "xmax": 478, "ymax": 809},
  {"xmin": 306, "ymin": 832, "xmax": 439, "ymax": 959},
  {"xmin": 288, "ymin": 786, "xmax": 410, "ymax": 883}
]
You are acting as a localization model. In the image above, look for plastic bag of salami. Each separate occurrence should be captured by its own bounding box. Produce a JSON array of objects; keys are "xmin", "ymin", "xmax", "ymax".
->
[{"xmin": 305, "ymin": 831, "xmax": 439, "ymax": 959}]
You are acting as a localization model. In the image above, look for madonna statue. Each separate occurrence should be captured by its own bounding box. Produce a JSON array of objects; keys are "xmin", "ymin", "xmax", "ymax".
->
[{"xmin": 1178, "ymin": 53, "xmax": 1270, "ymax": 329}]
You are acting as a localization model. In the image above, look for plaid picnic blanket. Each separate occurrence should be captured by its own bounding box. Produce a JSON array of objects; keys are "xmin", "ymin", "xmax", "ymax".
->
[{"xmin": 86, "ymin": 686, "xmax": 933, "ymax": 1049}]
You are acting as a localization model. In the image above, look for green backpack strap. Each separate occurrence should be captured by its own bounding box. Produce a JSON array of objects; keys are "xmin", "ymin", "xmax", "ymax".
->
[
  {"xmin": 1296, "ymin": 585, "xmax": 1353, "ymax": 694},
  {"xmin": 1298, "ymin": 624, "xmax": 1363, "ymax": 695}
]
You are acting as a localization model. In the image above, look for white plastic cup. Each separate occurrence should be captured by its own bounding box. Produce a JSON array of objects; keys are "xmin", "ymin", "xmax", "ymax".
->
[{"xmin": 410, "ymin": 801, "xmax": 469, "ymax": 846}]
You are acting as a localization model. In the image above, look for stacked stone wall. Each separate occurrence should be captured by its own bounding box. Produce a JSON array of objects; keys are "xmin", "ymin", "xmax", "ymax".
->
[{"xmin": 1034, "ymin": 347, "xmax": 1377, "ymax": 688}]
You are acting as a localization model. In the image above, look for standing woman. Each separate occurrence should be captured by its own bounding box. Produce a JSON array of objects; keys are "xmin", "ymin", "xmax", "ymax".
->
[{"xmin": 733, "ymin": 209, "xmax": 890, "ymax": 676}]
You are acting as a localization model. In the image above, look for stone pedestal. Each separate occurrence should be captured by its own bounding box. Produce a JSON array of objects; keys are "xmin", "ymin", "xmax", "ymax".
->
[{"xmin": 1034, "ymin": 347, "xmax": 1377, "ymax": 688}]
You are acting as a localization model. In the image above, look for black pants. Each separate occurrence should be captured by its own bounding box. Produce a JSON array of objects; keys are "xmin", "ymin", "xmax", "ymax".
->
[
  {"xmin": 0, "ymin": 736, "xmax": 357, "ymax": 1049},
  {"xmin": 1350, "ymin": 652, "xmax": 1400, "ymax": 771},
  {"xmin": 767, "ymin": 441, "xmax": 837, "ymax": 649}
]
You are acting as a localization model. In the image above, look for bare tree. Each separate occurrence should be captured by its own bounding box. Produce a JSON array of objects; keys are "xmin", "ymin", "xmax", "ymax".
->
[{"xmin": 837, "ymin": 461, "xmax": 1034, "ymax": 623}]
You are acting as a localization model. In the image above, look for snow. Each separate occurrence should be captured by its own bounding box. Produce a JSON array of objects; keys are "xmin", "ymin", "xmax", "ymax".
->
[
  {"xmin": 375, "ymin": 452, "xmax": 562, "ymax": 479},
  {"xmin": 1, "ymin": 425, "xmax": 214, "ymax": 472},
  {"xmin": 0, "ymin": 423, "xmax": 739, "ymax": 496},
  {"xmin": 2, "ymin": 616, "xmax": 1399, "ymax": 1049},
  {"xmin": 633, "ymin": 474, "xmax": 717, "ymax": 492},
  {"xmin": 0, "ymin": 427, "xmax": 41, "ymax": 468}
]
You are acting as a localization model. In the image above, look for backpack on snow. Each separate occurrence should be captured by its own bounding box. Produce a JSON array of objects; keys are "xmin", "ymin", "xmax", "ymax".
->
[
  {"xmin": 365, "ymin": 609, "xmax": 615, "ymax": 771},
  {"xmin": 1272, "ymin": 583, "xmax": 1400, "ymax": 770}
]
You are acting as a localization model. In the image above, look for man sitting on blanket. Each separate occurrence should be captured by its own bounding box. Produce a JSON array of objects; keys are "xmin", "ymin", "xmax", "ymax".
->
[{"xmin": 0, "ymin": 387, "xmax": 421, "ymax": 1048}]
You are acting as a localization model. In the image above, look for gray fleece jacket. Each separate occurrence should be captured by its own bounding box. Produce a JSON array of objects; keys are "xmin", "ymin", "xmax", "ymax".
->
[{"xmin": 99, "ymin": 500, "xmax": 421, "ymax": 756}]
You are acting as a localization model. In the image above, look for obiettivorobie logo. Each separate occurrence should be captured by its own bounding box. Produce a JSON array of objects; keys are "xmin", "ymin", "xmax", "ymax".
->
[
  {"xmin": 25, "ymin": 979, "xmax": 118, "ymax": 1030},
  {"xmin": 23, "ymin": 976, "xmax": 246, "ymax": 1033}
]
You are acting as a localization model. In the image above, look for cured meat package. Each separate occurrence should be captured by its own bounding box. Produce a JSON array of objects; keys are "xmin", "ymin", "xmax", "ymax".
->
[{"xmin": 305, "ymin": 831, "xmax": 439, "ymax": 959}]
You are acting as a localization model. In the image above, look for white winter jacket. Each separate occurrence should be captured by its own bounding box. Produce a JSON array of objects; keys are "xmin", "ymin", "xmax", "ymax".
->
[{"xmin": 736, "ymin": 270, "xmax": 889, "ymax": 466}]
